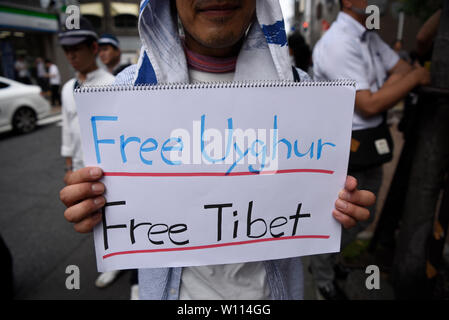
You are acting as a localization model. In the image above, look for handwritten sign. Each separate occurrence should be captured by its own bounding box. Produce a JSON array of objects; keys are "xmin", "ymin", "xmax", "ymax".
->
[{"xmin": 74, "ymin": 82, "xmax": 355, "ymax": 272}]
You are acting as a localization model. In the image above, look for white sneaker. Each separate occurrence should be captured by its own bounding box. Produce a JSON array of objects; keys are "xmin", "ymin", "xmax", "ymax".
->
[
  {"xmin": 130, "ymin": 284, "xmax": 139, "ymax": 300},
  {"xmin": 95, "ymin": 270, "xmax": 121, "ymax": 288}
]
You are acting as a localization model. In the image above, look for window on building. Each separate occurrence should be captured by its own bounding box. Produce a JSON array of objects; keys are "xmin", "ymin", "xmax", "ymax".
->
[
  {"xmin": 83, "ymin": 15, "xmax": 103, "ymax": 29},
  {"xmin": 113, "ymin": 14, "xmax": 138, "ymax": 28},
  {"xmin": 80, "ymin": 2, "xmax": 104, "ymax": 30},
  {"xmin": 111, "ymin": 2, "xmax": 139, "ymax": 29}
]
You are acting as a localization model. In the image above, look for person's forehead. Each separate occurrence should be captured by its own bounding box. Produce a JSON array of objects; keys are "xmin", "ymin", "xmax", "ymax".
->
[
  {"xmin": 62, "ymin": 43, "xmax": 89, "ymax": 51},
  {"xmin": 99, "ymin": 44, "xmax": 117, "ymax": 50},
  {"xmin": 175, "ymin": 0, "xmax": 255, "ymax": 10}
]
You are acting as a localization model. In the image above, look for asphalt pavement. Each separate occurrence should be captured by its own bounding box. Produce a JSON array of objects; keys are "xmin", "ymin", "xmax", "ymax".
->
[{"xmin": 0, "ymin": 121, "xmax": 131, "ymax": 299}]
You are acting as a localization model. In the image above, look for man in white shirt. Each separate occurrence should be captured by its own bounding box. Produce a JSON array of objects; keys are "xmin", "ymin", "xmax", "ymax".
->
[
  {"xmin": 58, "ymin": 18, "xmax": 115, "ymax": 180},
  {"xmin": 45, "ymin": 59, "xmax": 61, "ymax": 106},
  {"xmin": 14, "ymin": 56, "xmax": 31, "ymax": 84},
  {"xmin": 98, "ymin": 34, "xmax": 131, "ymax": 76},
  {"xmin": 58, "ymin": 17, "xmax": 118, "ymax": 294},
  {"xmin": 310, "ymin": 0, "xmax": 430, "ymax": 300},
  {"xmin": 36, "ymin": 57, "xmax": 49, "ymax": 93}
]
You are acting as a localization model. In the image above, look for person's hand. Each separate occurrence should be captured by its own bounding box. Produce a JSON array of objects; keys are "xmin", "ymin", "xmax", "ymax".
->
[
  {"xmin": 333, "ymin": 176, "xmax": 376, "ymax": 229},
  {"xmin": 412, "ymin": 62, "xmax": 431, "ymax": 86},
  {"xmin": 59, "ymin": 167, "xmax": 106, "ymax": 233}
]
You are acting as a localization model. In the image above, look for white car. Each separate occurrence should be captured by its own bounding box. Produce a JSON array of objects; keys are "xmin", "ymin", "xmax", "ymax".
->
[{"xmin": 0, "ymin": 76, "xmax": 51, "ymax": 134}]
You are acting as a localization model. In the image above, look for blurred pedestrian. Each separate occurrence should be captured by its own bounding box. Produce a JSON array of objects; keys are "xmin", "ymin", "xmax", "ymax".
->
[
  {"xmin": 14, "ymin": 55, "xmax": 31, "ymax": 84},
  {"xmin": 35, "ymin": 57, "xmax": 49, "ymax": 94},
  {"xmin": 58, "ymin": 17, "xmax": 122, "ymax": 297},
  {"xmin": 98, "ymin": 34, "xmax": 131, "ymax": 76},
  {"xmin": 59, "ymin": 0, "xmax": 377, "ymax": 301},
  {"xmin": 97, "ymin": 33, "xmax": 136, "ymax": 298},
  {"xmin": 59, "ymin": 17, "xmax": 115, "ymax": 178},
  {"xmin": 310, "ymin": 0, "xmax": 431, "ymax": 300},
  {"xmin": 58, "ymin": 17, "xmax": 116, "ymax": 291},
  {"xmin": 45, "ymin": 59, "xmax": 61, "ymax": 107}
]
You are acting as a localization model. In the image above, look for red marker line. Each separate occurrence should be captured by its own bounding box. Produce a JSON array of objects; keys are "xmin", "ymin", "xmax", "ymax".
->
[
  {"xmin": 102, "ymin": 235, "xmax": 330, "ymax": 259},
  {"xmin": 103, "ymin": 169, "xmax": 334, "ymax": 177}
]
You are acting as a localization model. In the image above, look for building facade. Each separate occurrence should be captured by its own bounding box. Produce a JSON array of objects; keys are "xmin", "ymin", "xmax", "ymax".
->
[
  {"xmin": 0, "ymin": 0, "xmax": 141, "ymax": 85},
  {"xmin": 0, "ymin": 0, "xmax": 79, "ymax": 83}
]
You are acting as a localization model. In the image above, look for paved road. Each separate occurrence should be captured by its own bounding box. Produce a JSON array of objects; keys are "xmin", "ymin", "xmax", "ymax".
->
[{"xmin": 0, "ymin": 122, "xmax": 130, "ymax": 299}]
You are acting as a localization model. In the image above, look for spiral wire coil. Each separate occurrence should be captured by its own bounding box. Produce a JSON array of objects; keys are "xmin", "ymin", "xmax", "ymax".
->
[{"xmin": 74, "ymin": 80, "xmax": 356, "ymax": 94}]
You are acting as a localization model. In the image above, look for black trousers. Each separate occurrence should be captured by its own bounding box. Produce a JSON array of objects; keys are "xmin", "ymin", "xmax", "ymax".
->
[{"xmin": 50, "ymin": 85, "xmax": 61, "ymax": 106}]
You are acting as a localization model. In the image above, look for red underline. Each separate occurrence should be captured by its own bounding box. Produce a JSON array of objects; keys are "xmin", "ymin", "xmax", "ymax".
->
[
  {"xmin": 102, "ymin": 235, "xmax": 330, "ymax": 259},
  {"xmin": 103, "ymin": 169, "xmax": 334, "ymax": 177}
]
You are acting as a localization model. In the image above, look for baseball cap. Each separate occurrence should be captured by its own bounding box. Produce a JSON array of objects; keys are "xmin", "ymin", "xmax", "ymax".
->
[
  {"xmin": 58, "ymin": 17, "xmax": 98, "ymax": 46},
  {"xmin": 98, "ymin": 34, "xmax": 120, "ymax": 49}
]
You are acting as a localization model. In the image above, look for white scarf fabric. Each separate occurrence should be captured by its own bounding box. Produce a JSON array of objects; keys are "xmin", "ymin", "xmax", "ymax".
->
[{"xmin": 134, "ymin": 0, "xmax": 293, "ymax": 85}]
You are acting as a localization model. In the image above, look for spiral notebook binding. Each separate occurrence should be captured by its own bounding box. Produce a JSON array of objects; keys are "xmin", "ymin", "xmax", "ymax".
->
[{"xmin": 73, "ymin": 79, "xmax": 356, "ymax": 93}]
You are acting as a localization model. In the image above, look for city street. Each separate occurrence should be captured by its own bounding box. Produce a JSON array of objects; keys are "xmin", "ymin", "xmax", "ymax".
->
[{"xmin": 0, "ymin": 121, "xmax": 130, "ymax": 299}]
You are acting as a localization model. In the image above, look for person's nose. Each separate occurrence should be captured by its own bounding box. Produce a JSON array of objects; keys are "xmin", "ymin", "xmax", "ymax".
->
[{"xmin": 67, "ymin": 51, "xmax": 77, "ymax": 61}]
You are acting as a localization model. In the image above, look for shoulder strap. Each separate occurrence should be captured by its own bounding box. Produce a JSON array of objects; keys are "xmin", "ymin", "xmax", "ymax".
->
[
  {"xmin": 73, "ymin": 79, "xmax": 80, "ymax": 90},
  {"xmin": 292, "ymin": 66, "xmax": 301, "ymax": 82}
]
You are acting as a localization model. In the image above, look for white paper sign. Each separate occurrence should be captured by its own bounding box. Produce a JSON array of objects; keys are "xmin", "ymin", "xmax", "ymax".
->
[{"xmin": 74, "ymin": 82, "xmax": 355, "ymax": 272}]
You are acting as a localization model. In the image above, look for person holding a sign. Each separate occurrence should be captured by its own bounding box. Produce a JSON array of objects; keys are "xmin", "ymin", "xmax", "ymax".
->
[
  {"xmin": 310, "ymin": 0, "xmax": 431, "ymax": 299},
  {"xmin": 60, "ymin": 0, "xmax": 376, "ymax": 300}
]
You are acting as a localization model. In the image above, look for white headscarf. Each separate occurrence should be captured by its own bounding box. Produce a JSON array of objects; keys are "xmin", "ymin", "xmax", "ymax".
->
[{"xmin": 134, "ymin": 0, "xmax": 293, "ymax": 85}]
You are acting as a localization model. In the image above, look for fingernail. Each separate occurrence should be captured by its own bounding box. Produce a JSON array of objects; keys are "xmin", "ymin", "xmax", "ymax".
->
[
  {"xmin": 91, "ymin": 183, "xmax": 104, "ymax": 193},
  {"xmin": 339, "ymin": 190, "xmax": 350, "ymax": 201},
  {"xmin": 333, "ymin": 211, "xmax": 343, "ymax": 219},
  {"xmin": 90, "ymin": 168, "xmax": 102, "ymax": 178},
  {"xmin": 94, "ymin": 197, "xmax": 105, "ymax": 206},
  {"xmin": 336, "ymin": 199, "xmax": 348, "ymax": 210}
]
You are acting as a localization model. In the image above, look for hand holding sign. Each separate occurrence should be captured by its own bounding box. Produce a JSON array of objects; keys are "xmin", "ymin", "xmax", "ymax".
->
[
  {"xmin": 333, "ymin": 176, "xmax": 376, "ymax": 229},
  {"xmin": 60, "ymin": 167, "xmax": 105, "ymax": 233}
]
